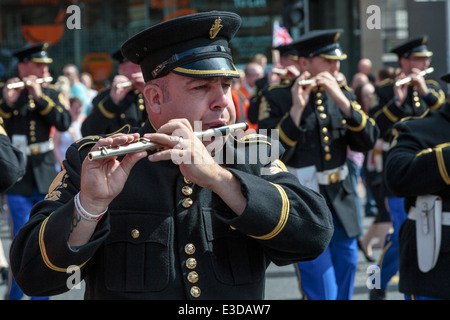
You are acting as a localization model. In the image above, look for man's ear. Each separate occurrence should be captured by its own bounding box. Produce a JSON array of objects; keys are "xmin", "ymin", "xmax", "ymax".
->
[
  {"xmin": 298, "ymin": 57, "xmax": 309, "ymax": 71},
  {"xmin": 398, "ymin": 57, "xmax": 408, "ymax": 71},
  {"xmin": 17, "ymin": 62, "xmax": 26, "ymax": 76},
  {"xmin": 143, "ymin": 83, "xmax": 163, "ymax": 114}
]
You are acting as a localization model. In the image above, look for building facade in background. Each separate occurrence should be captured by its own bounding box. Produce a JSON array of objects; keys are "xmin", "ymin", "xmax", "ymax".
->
[{"xmin": 0, "ymin": 0, "xmax": 448, "ymax": 88}]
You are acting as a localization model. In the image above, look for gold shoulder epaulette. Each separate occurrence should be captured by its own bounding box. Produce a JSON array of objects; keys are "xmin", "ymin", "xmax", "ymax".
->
[
  {"xmin": 97, "ymin": 86, "xmax": 110, "ymax": 95},
  {"xmin": 107, "ymin": 124, "xmax": 131, "ymax": 136},
  {"xmin": 268, "ymin": 81, "xmax": 291, "ymax": 91},
  {"xmin": 74, "ymin": 135, "xmax": 103, "ymax": 151},
  {"xmin": 341, "ymin": 84, "xmax": 353, "ymax": 92},
  {"xmin": 235, "ymin": 133, "xmax": 271, "ymax": 145},
  {"xmin": 425, "ymin": 79, "xmax": 439, "ymax": 86},
  {"xmin": 47, "ymin": 84, "xmax": 58, "ymax": 90},
  {"xmin": 75, "ymin": 124, "xmax": 132, "ymax": 150},
  {"xmin": 378, "ymin": 78, "xmax": 394, "ymax": 88},
  {"xmin": 399, "ymin": 109, "xmax": 430, "ymax": 123}
]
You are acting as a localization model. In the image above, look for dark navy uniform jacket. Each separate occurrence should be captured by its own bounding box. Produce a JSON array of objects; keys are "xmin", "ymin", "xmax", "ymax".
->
[
  {"xmin": 10, "ymin": 120, "xmax": 334, "ymax": 299},
  {"xmin": 385, "ymin": 103, "xmax": 450, "ymax": 299},
  {"xmin": 0, "ymin": 84, "xmax": 71, "ymax": 196},
  {"xmin": 373, "ymin": 78, "xmax": 445, "ymax": 142},
  {"xmin": 258, "ymin": 81, "xmax": 379, "ymax": 238},
  {"xmin": 0, "ymin": 120, "xmax": 25, "ymax": 193},
  {"xmin": 372, "ymin": 78, "xmax": 445, "ymax": 197},
  {"xmin": 81, "ymin": 88, "xmax": 147, "ymax": 136}
]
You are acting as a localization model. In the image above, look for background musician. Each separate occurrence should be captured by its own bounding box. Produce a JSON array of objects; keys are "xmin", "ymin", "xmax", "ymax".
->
[
  {"xmin": 81, "ymin": 49, "xmax": 146, "ymax": 136},
  {"xmin": 9, "ymin": 12, "xmax": 334, "ymax": 300},
  {"xmin": 384, "ymin": 73, "xmax": 450, "ymax": 300},
  {"xmin": 369, "ymin": 36, "xmax": 445, "ymax": 300},
  {"xmin": 0, "ymin": 42, "xmax": 71, "ymax": 300},
  {"xmin": 257, "ymin": 29, "xmax": 379, "ymax": 300}
]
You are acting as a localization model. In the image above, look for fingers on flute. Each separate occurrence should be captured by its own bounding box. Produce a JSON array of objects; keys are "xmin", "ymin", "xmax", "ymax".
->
[{"xmin": 95, "ymin": 134, "xmax": 141, "ymax": 149}]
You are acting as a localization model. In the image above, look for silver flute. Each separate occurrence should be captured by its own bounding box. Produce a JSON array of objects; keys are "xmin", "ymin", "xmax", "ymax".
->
[
  {"xmin": 297, "ymin": 76, "xmax": 344, "ymax": 87},
  {"xmin": 87, "ymin": 122, "xmax": 249, "ymax": 161},
  {"xmin": 271, "ymin": 67, "xmax": 288, "ymax": 75},
  {"xmin": 6, "ymin": 76, "xmax": 53, "ymax": 89},
  {"xmin": 115, "ymin": 81, "xmax": 132, "ymax": 88},
  {"xmin": 394, "ymin": 67, "xmax": 434, "ymax": 87}
]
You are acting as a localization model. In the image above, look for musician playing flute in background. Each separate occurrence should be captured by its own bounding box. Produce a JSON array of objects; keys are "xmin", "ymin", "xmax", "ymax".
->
[
  {"xmin": 368, "ymin": 36, "xmax": 445, "ymax": 300},
  {"xmin": 0, "ymin": 42, "xmax": 71, "ymax": 300},
  {"xmin": 9, "ymin": 11, "xmax": 334, "ymax": 300},
  {"xmin": 81, "ymin": 49, "xmax": 147, "ymax": 136},
  {"xmin": 257, "ymin": 29, "xmax": 379, "ymax": 300}
]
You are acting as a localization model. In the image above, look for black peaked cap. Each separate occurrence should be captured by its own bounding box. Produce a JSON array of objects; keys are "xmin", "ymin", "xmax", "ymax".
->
[
  {"xmin": 12, "ymin": 42, "xmax": 53, "ymax": 64},
  {"xmin": 289, "ymin": 29, "xmax": 347, "ymax": 60},
  {"xmin": 121, "ymin": 11, "xmax": 241, "ymax": 81},
  {"xmin": 391, "ymin": 36, "xmax": 433, "ymax": 58}
]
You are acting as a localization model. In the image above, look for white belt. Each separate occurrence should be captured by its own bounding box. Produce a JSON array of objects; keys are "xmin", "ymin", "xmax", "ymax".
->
[
  {"xmin": 408, "ymin": 206, "xmax": 450, "ymax": 226},
  {"xmin": 409, "ymin": 195, "xmax": 445, "ymax": 273},
  {"xmin": 316, "ymin": 164, "xmax": 349, "ymax": 185},
  {"xmin": 26, "ymin": 140, "xmax": 54, "ymax": 156}
]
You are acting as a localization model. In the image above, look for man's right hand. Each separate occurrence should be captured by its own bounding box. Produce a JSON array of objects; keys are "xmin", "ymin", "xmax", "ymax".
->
[
  {"xmin": 3, "ymin": 77, "xmax": 23, "ymax": 107},
  {"xmin": 79, "ymin": 133, "xmax": 147, "ymax": 215}
]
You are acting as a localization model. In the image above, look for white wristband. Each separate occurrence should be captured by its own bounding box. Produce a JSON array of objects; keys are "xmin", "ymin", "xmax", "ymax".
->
[{"xmin": 74, "ymin": 192, "xmax": 107, "ymax": 222}]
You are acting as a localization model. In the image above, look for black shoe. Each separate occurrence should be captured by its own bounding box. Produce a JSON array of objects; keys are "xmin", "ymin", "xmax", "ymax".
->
[
  {"xmin": 357, "ymin": 239, "xmax": 375, "ymax": 262},
  {"xmin": 369, "ymin": 288, "xmax": 386, "ymax": 300}
]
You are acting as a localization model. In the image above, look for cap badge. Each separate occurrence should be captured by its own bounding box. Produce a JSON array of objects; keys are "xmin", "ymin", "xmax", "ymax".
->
[
  {"xmin": 209, "ymin": 17, "xmax": 223, "ymax": 39},
  {"xmin": 334, "ymin": 32, "xmax": 340, "ymax": 43}
]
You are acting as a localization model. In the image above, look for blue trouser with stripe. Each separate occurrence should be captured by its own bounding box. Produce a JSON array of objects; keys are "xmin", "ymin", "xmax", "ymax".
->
[
  {"xmin": 6, "ymin": 189, "xmax": 49, "ymax": 300},
  {"xmin": 376, "ymin": 196, "xmax": 407, "ymax": 290},
  {"xmin": 295, "ymin": 215, "xmax": 358, "ymax": 300}
]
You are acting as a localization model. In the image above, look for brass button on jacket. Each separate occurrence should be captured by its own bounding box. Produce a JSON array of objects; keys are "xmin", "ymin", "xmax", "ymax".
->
[
  {"xmin": 186, "ymin": 257, "xmax": 197, "ymax": 269},
  {"xmin": 131, "ymin": 229, "xmax": 140, "ymax": 239},
  {"xmin": 184, "ymin": 243, "xmax": 196, "ymax": 255},
  {"xmin": 187, "ymin": 271, "xmax": 199, "ymax": 283},
  {"xmin": 190, "ymin": 286, "xmax": 201, "ymax": 298},
  {"xmin": 182, "ymin": 186, "xmax": 193, "ymax": 196},
  {"xmin": 182, "ymin": 198, "xmax": 193, "ymax": 208}
]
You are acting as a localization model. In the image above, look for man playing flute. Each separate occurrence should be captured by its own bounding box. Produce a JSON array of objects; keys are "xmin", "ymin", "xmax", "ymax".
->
[
  {"xmin": 0, "ymin": 42, "xmax": 71, "ymax": 300},
  {"xmin": 9, "ymin": 11, "xmax": 334, "ymax": 300}
]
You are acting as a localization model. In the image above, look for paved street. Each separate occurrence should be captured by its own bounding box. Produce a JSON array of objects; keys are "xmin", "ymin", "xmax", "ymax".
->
[{"xmin": 0, "ymin": 194, "xmax": 402, "ymax": 301}]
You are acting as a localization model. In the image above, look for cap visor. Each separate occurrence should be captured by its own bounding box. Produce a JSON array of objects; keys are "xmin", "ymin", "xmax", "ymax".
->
[
  {"xmin": 172, "ymin": 57, "xmax": 240, "ymax": 78},
  {"xmin": 319, "ymin": 48, "xmax": 347, "ymax": 61},
  {"xmin": 410, "ymin": 51, "xmax": 433, "ymax": 58},
  {"xmin": 31, "ymin": 57, "xmax": 53, "ymax": 64}
]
